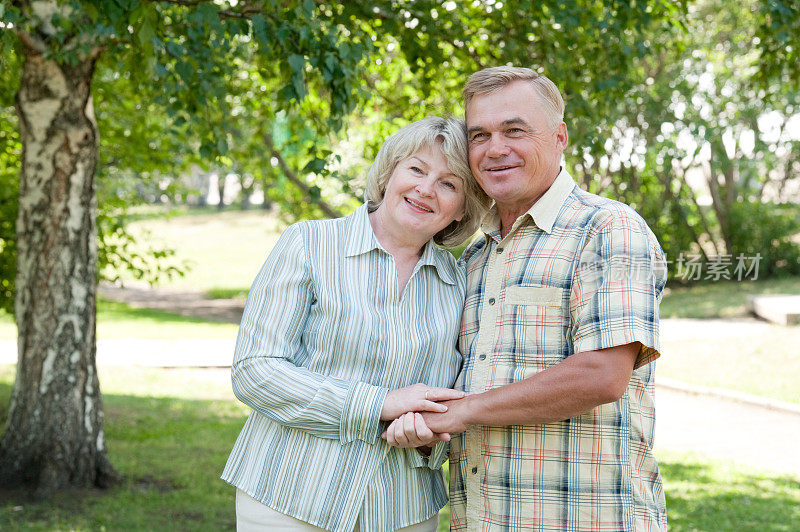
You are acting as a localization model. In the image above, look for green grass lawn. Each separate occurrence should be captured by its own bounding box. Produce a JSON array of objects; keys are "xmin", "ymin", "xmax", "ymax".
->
[
  {"xmin": 658, "ymin": 322, "xmax": 800, "ymax": 404},
  {"xmin": 110, "ymin": 207, "xmax": 283, "ymax": 294},
  {"xmin": 660, "ymin": 276, "xmax": 800, "ymax": 319},
  {"xmin": 0, "ymin": 365, "xmax": 245, "ymax": 531},
  {"xmin": 0, "ymin": 365, "xmax": 797, "ymax": 531}
]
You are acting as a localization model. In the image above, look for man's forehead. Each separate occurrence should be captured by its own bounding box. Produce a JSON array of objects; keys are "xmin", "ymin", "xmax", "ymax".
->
[
  {"xmin": 466, "ymin": 84, "xmax": 542, "ymax": 126},
  {"xmin": 467, "ymin": 117, "xmax": 528, "ymax": 132}
]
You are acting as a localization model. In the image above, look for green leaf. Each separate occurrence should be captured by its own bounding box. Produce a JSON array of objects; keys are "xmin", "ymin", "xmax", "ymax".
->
[
  {"xmin": 196, "ymin": 2, "xmax": 221, "ymax": 29},
  {"xmin": 217, "ymin": 136, "xmax": 228, "ymax": 155},
  {"xmin": 302, "ymin": 158, "xmax": 327, "ymax": 174},
  {"xmin": 175, "ymin": 61, "xmax": 192, "ymax": 83},
  {"xmin": 165, "ymin": 41, "xmax": 184, "ymax": 58},
  {"xmin": 288, "ymin": 54, "xmax": 305, "ymax": 73},
  {"xmin": 251, "ymin": 13, "xmax": 268, "ymax": 45},
  {"xmin": 292, "ymin": 75, "xmax": 306, "ymax": 100}
]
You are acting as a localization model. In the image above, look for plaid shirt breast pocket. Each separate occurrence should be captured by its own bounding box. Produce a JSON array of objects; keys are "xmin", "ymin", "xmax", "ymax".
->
[{"xmin": 501, "ymin": 285, "xmax": 569, "ymax": 366}]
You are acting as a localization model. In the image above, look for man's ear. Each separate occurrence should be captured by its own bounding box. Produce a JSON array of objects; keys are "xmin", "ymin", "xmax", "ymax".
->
[{"xmin": 555, "ymin": 122, "xmax": 568, "ymax": 151}]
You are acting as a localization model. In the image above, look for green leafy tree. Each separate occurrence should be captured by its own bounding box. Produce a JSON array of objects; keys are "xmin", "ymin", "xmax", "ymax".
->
[
  {"xmin": 0, "ymin": 0, "xmax": 369, "ymax": 497},
  {"xmin": 0, "ymin": 0, "xmax": 689, "ymax": 498},
  {"xmin": 577, "ymin": 0, "xmax": 800, "ymax": 278}
]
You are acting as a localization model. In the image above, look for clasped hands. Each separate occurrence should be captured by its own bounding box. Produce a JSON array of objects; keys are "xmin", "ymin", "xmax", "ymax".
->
[{"xmin": 379, "ymin": 383, "xmax": 469, "ymax": 449}]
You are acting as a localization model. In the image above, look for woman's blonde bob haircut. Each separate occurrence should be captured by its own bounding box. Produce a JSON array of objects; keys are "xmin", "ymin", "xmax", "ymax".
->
[{"xmin": 364, "ymin": 117, "xmax": 491, "ymax": 247}]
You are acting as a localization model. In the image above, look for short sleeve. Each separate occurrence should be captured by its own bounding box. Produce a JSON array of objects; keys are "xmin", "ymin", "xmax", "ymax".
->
[{"xmin": 569, "ymin": 212, "xmax": 667, "ymax": 368}]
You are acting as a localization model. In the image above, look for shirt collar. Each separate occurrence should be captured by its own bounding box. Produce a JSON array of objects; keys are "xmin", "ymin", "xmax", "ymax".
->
[
  {"xmin": 344, "ymin": 203, "xmax": 382, "ymax": 257},
  {"xmin": 480, "ymin": 168, "xmax": 576, "ymax": 239},
  {"xmin": 345, "ymin": 203, "xmax": 458, "ymax": 286}
]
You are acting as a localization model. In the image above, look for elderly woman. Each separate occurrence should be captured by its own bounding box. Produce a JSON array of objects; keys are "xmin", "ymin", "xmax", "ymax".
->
[{"xmin": 221, "ymin": 117, "xmax": 490, "ymax": 532}]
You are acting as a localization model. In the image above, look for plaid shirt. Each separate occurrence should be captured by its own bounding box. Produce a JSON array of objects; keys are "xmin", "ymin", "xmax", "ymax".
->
[{"xmin": 450, "ymin": 169, "xmax": 668, "ymax": 531}]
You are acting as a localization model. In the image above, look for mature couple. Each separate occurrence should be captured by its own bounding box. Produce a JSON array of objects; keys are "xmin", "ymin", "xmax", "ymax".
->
[{"xmin": 222, "ymin": 66, "xmax": 668, "ymax": 531}]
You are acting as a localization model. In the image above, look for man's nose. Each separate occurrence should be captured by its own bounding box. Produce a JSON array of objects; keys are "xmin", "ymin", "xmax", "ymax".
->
[{"xmin": 486, "ymin": 134, "xmax": 510, "ymax": 157}]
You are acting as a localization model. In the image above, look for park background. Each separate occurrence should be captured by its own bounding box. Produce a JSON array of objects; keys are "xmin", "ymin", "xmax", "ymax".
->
[{"xmin": 1, "ymin": 0, "xmax": 799, "ymax": 530}]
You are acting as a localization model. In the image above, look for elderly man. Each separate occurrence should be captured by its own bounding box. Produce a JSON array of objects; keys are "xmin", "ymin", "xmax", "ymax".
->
[{"xmin": 388, "ymin": 66, "xmax": 668, "ymax": 530}]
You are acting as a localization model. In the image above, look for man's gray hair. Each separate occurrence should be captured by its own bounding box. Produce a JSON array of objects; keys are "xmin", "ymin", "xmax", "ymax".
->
[
  {"xmin": 365, "ymin": 117, "xmax": 491, "ymax": 247},
  {"xmin": 463, "ymin": 66, "xmax": 565, "ymax": 130}
]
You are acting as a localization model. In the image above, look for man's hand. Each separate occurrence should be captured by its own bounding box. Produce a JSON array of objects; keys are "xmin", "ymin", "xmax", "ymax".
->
[
  {"xmin": 433, "ymin": 342, "xmax": 642, "ymax": 428},
  {"xmin": 382, "ymin": 412, "xmax": 450, "ymax": 448},
  {"xmin": 420, "ymin": 397, "xmax": 472, "ymax": 435},
  {"xmin": 379, "ymin": 383, "xmax": 466, "ymax": 421}
]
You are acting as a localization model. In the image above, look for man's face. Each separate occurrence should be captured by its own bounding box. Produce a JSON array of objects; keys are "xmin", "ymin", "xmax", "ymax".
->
[{"xmin": 466, "ymin": 80, "xmax": 567, "ymax": 211}]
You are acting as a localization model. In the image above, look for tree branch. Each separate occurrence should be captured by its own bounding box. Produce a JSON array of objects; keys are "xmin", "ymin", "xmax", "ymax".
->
[
  {"xmin": 153, "ymin": 0, "xmax": 264, "ymax": 19},
  {"xmin": 264, "ymin": 134, "xmax": 343, "ymax": 219},
  {"xmin": 13, "ymin": 28, "xmax": 46, "ymax": 55}
]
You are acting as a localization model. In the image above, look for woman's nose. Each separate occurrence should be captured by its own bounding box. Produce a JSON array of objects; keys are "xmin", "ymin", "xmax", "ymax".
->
[{"xmin": 415, "ymin": 178, "xmax": 434, "ymax": 196}]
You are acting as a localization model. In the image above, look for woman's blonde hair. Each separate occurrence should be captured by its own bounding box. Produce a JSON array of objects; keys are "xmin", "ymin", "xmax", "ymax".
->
[{"xmin": 364, "ymin": 117, "xmax": 491, "ymax": 247}]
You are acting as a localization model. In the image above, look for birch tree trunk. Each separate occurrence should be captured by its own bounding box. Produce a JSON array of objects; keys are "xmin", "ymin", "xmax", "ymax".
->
[{"xmin": 0, "ymin": 39, "xmax": 117, "ymax": 497}]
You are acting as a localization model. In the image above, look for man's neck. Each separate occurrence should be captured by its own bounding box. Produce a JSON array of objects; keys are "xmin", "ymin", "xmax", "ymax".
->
[
  {"xmin": 497, "ymin": 168, "xmax": 561, "ymax": 238},
  {"xmin": 498, "ymin": 202, "xmax": 536, "ymax": 239}
]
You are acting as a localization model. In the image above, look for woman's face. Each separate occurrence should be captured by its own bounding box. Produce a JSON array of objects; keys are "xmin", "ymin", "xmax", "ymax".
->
[{"xmin": 378, "ymin": 144, "xmax": 466, "ymax": 242}]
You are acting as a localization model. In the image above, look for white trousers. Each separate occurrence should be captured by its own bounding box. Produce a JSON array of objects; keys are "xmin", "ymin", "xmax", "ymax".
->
[{"xmin": 236, "ymin": 489, "xmax": 439, "ymax": 532}]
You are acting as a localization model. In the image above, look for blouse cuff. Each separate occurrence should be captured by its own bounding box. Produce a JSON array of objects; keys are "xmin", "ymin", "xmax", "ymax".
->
[
  {"xmin": 426, "ymin": 440, "xmax": 449, "ymax": 470},
  {"xmin": 407, "ymin": 440, "xmax": 448, "ymax": 470},
  {"xmin": 340, "ymin": 381, "xmax": 388, "ymax": 445}
]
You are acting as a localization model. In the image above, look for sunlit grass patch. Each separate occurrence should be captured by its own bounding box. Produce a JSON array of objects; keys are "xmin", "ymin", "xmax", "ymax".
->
[{"xmin": 661, "ymin": 277, "xmax": 800, "ymax": 319}]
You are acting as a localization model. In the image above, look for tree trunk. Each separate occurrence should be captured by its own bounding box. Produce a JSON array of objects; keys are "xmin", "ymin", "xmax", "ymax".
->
[
  {"xmin": 0, "ymin": 41, "xmax": 118, "ymax": 497},
  {"xmin": 217, "ymin": 172, "xmax": 227, "ymax": 210}
]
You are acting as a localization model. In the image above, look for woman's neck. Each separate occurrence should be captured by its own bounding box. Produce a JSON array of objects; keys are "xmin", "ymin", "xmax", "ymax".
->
[{"xmin": 368, "ymin": 207, "xmax": 428, "ymax": 260}]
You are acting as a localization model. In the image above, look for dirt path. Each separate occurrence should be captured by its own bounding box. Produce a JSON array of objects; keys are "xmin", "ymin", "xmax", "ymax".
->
[{"xmin": 98, "ymin": 282, "xmax": 245, "ymax": 323}]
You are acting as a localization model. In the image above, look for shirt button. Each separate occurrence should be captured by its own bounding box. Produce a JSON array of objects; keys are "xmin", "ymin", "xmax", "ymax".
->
[
  {"xmin": 472, "ymin": 466, "xmax": 478, "ymax": 474},
  {"xmin": 496, "ymin": 247, "xmax": 504, "ymax": 254},
  {"xmin": 488, "ymin": 298, "xmax": 496, "ymax": 305},
  {"xmin": 479, "ymin": 354, "xmax": 486, "ymax": 360}
]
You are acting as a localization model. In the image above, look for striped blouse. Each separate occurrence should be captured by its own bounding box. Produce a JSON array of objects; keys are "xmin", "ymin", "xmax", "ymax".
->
[{"xmin": 221, "ymin": 204, "xmax": 465, "ymax": 532}]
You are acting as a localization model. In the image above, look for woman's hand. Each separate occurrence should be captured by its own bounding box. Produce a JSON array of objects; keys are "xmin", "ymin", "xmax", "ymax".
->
[
  {"xmin": 379, "ymin": 383, "xmax": 465, "ymax": 421},
  {"xmin": 382, "ymin": 412, "xmax": 450, "ymax": 448}
]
